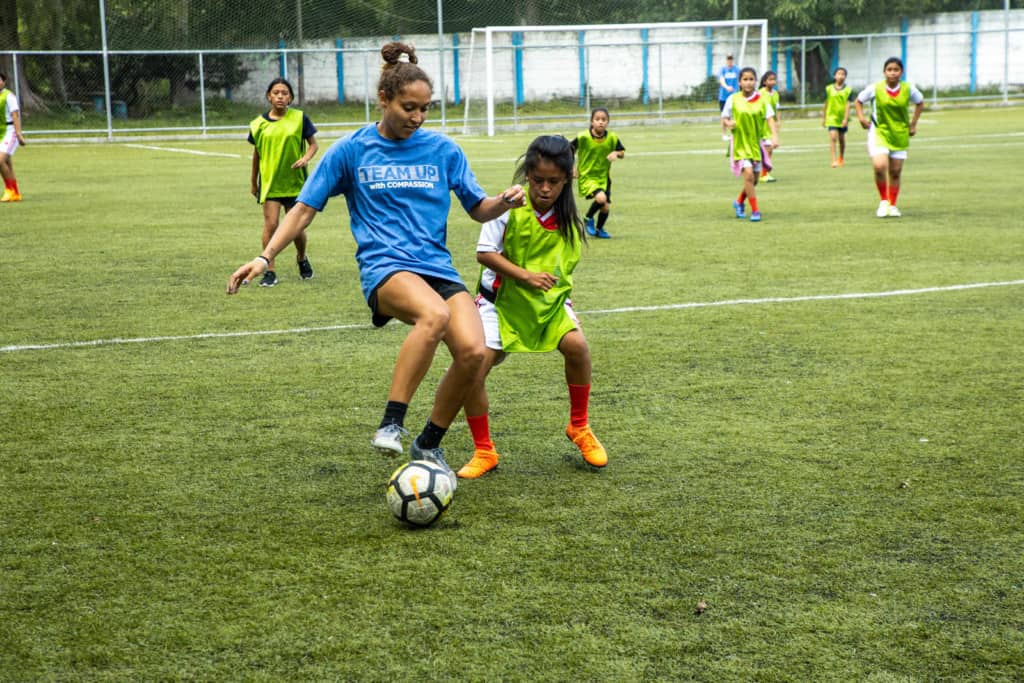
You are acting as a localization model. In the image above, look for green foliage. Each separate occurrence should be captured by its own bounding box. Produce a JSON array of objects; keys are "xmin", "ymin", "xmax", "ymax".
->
[{"xmin": 2, "ymin": 106, "xmax": 1024, "ymax": 680}]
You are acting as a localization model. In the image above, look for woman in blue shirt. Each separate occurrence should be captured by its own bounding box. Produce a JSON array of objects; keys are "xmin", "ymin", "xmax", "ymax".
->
[{"xmin": 227, "ymin": 42, "xmax": 525, "ymax": 483}]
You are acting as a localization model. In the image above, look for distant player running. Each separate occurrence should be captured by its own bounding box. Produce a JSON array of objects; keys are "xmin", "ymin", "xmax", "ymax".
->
[
  {"xmin": 758, "ymin": 70, "xmax": 781, "ymax": 182},
  {"xmin": 722, "ymin": 67, "xmax": 779, "ymax": 222},
  {"xmin": 249, "ymin": 78, "xmax": 318, "ymax": 286},
  {"xmin": 0, "ymin": 71, "xmax": 27, "ymax": 203},
  {"xmin": 822, "ymin": 67, "xmax": 854, "ymax": 168},
  {"xmin": 571, "ymin": 107, "xmax": 624, "ymax": 239},
  {"xmin": 855, "ymin": 57, "xmax": 924, "ymax": 218}
]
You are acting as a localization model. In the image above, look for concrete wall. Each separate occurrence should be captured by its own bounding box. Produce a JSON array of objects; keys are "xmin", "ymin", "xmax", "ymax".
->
[{"xmin": 233, "ymin": 9, "xmax": 1023, "ymax": 106}]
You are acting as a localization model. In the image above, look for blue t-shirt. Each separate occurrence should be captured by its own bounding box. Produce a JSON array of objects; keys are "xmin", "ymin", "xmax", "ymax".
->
[
  {"xmin": 298, "ymin": 124, "xmax": 488, "ymax": 300},
  {"xmin": 718, "ymin": 65, "xmax": 740, "ymax": 102}
]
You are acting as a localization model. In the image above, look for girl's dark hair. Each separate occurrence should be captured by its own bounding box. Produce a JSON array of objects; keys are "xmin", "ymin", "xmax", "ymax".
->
[
  {"xmin": 514, "ymin": 135, "xmax": 583, "ymax": 244},
  {"xmin": 378, "ymin": 41, "xmax": 433, "ymax": 100},
  {"xmin": 884, "ymin": 56, "xmax": 904, "ymax": 71},
  {"xmin": 0, "ymin": 72, "xmax": 7, "ymax": 82},
  {"xmin": 590, "ymin": 107, "xmax": 609, "ymax": 121},
  {"xmin": 739, "ymin": 66, "xmax": 757, "ymax": 81},
  {"xmin": 834, "ymin": 66, "xmax": 848, "ymax": 77},
  {"xmin": 265, "ymin": 77, "xmax": 294, "ymax": 98},
  {"xmin": 758, "ymin": 70, "xmax": 777, "ymax": 89}
]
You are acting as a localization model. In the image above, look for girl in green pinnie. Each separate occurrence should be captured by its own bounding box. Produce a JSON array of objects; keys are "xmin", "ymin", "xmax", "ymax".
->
[
  {"xmin": 458, "ymin": 135, "xmax": 608, "ymax": 479},
  {"xmin": 249, "ymin": 78, "xmax": 319, "ymax": 286},
  {"xmin": 854, "ymin": 57, "xmax": 924, "ymax": 218},
  {"xmin": 571, "ymin": 107, "xmax": 624, "ymax": 239},
  {"xmin": 822, "ymin": 67, "xmax": 854, "ymax": 167},
  {"xmin": 722, "ymin": 67, "xmax": 779, "ymax": 222}
]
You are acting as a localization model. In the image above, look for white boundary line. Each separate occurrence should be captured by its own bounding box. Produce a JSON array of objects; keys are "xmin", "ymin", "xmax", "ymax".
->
[
  {"xmin": 3, "ymin": 280, "xmax": 1021, "ymax": 354},
  {"xmin": 122, "ymin": 143, "xmax": 244, "ymax": 158}
]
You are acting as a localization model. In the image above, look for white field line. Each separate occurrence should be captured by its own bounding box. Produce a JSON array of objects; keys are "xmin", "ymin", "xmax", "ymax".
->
[
  {"xmin": 3, "ymin": 280, "xmax": 1021, "ymax": 354},
  {"xmin": 122, "ymin": 143, "xmax": 245, "ymax": 158},
  {"xmin": 121, "ymin": 129, "xmax": 1024, "ymax": 163}
]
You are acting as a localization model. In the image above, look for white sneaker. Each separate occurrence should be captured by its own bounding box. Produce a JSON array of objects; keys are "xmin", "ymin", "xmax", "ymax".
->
[
  {"xmin": 887, "ymin": 204, "xmax": 902, "ymax": 217},
  {"xmin": 409, "ymin": 440, "xmax": 458, "ymax": 491},
  {"xmin": 372, "ymin": 424, "xmax": 408, "ymax": 455},
  {"xmin": 876, "ymin": 200, "xmax": 890, "ymax": 218}
]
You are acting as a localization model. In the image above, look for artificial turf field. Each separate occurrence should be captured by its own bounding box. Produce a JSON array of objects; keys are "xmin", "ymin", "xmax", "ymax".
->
[{"xmin": 2, "ymin": 106, "xmax": 1023, "ymax": 680}]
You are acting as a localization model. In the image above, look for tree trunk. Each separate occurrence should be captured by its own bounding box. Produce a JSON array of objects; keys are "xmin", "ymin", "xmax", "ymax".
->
[
  {"xmin": 0, "ymin": 0, "xmax": 46, "ymax": 111},
  {"xmin": 49, "ymin": 0, "xmax": 68, "ymax": 103}
]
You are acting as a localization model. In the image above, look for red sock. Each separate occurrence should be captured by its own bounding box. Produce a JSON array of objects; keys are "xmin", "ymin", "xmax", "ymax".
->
[
  {"xmin": 567, "ymin": 383, "xmax": 590, "ymax": 428},
  {"xmin": 466, "ymin": 414, "xmax": 495, "ymax": 452},
  {"xmin": 749, "ymin": 196, "xmax": 759, "ymax": 212},
  {"xmin": 888, "ymin": 185, "xmax": 900, "ymax": 206},
  {"xmin": 876, "ymin": 180, "xmax": 888, "ymax": 200},
  {"xmin": 4, "ymin": 179, "xmax": 13, "ymax": 191},
  {"xmin": 737, "ymin": 191, "xmax": 746, "ymax": 204}
]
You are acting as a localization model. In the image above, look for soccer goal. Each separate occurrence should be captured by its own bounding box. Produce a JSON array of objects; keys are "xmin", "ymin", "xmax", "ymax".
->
[{"xmin": 460, "ymin": 19, "xmax": 769, "ymax": 136}]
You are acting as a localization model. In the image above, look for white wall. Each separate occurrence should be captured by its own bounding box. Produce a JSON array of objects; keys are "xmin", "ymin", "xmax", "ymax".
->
[{"xmin": 232, "ymin": 9, "xmax": 1023, "ymax": 106}]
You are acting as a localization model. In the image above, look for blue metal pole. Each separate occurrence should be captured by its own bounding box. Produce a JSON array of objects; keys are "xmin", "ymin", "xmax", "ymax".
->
[
  {"xmin": 970, "ymin": 11, "xmax": 979, "ymax": 93},
  {"xmin": 578, "ymin": 31, "xmax": 586, "ymax": 108},
  {"xmin": 831, "ymin": 38, "xmax": 839, "ymax": 73},
  {"xmin": 641, "ymin": 28, "xmax": 649, "ymax": 105},
  {"xmin": 900, "ymin": 17, "xmax": 908, "ymax": 80},
  {"xmin": 513, "ymin": 32, "xmax": 524, "ymax": 106},
  {"xmin": 279, "ymin": 38, "xmax": 287, "ymax": 78},
  {"xmin": 335, "ymin": 38, "xmax": 344, "ymax": 104},
  {"xmin": 705, "ymin": 27, "xmax": 713, "ymax": 77},
  {"xmin": 452, "ymin": 33, "xmax": 461, "ymax": 106},
  {"xmin": 785, "ymin": 46, "xmax": 793, "ymax": 91}
]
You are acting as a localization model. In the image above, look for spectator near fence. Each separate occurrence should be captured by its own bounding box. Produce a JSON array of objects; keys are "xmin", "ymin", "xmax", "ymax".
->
[{"xmin": 718, "ymin": 54, "xmax": 740, "ymax": 140}]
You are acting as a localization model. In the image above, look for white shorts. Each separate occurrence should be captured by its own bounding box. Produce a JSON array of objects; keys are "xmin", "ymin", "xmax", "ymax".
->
[
  {"xmin": 739, "ymin": 159, "xmax": 763, "ymax": 172},
  {"xmin": 867, "ymin": 126, "xmax": 908, "ymax": 160},
  {"xmin": 0, "ymin": 127, "xmax": 20, "ymax": 156},
  {"xmin": 475, "ymin": 294, "xmax": 580, "ymax": 351}
]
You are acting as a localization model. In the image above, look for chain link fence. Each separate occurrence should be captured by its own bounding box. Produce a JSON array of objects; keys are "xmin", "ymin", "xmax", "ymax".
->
[{"xmin": 3, "ymin": 7, "xmax": 1022, "ymax": 141}]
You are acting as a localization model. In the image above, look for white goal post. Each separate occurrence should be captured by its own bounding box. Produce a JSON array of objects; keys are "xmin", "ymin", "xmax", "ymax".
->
[{"xmin": 462, "ymin": 19, "xmax": 769, "ymax": 136}]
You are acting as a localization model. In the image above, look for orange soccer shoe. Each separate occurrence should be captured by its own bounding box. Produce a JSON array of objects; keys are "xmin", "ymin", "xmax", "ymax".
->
[
  {"xmin": 566, "ymin": 424, "xmax": 608, "ymax": 468},
  {"xmin": 456, "ymin": 448, "xmax": 499, "ymax": 479},
  {"xmin": 1, "ymin": 189, "xmax": 21, "ymax": 202}
]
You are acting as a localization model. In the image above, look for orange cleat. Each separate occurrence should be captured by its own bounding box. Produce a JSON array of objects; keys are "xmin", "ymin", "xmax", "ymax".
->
[
  {"xmin": 0, "ymin": 190, "xmax": 21, "ymax": 202},
  {"xmin": 457, "ymin": 448, "xmax": 499, "ymax": 479},
  {"xmin": 566, "ymin": 424, "xmax": 608, "ymax": 468}
]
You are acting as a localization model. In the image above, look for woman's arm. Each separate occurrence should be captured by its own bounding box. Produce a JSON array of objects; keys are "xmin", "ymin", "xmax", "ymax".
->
[
  {"xmin": 227, "ymin": 202, "xmax": 318, "ymax": 293},
  {"xmin": 468, "ymin": 184, "xmax": 526, "ymax": 223}
]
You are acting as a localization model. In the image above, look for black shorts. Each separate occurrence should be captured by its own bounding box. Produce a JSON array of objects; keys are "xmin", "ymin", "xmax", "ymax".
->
[
  {"xmin": 827, "ymin": 125, "xmax": 849, "ymax": 134},
  {"xmin": 265, "ymin": 196, "xmax": 298, "ymax": 210},
  {"xmin": 368, "ymin": 272, "xmax": 468, "ymax": 328},
  {"xmin": 585, "ymin": 177, "xmax": 612, "ymax": 202}
]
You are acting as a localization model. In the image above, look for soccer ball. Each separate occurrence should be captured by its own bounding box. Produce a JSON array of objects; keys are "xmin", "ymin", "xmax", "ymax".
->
[{"xmin": 386, "ymin": 460, "xmax": 454, "ymax": 528}]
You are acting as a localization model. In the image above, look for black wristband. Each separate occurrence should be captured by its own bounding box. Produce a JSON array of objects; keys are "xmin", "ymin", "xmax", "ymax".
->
[{"xmin": 256, "ymin": 255, "xmax": 271, "ymax": 267}]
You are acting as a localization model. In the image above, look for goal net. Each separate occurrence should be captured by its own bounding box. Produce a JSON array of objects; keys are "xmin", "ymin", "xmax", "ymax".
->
[{"xmin": 460, "ymin": 19, "xmax": 768, "ymax": 135}]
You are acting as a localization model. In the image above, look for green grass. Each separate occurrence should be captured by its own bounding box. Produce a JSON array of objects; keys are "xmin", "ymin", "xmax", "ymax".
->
[{"xmin": 2, "ymin": 107, "xmax": 1023, "ymax": 680}]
